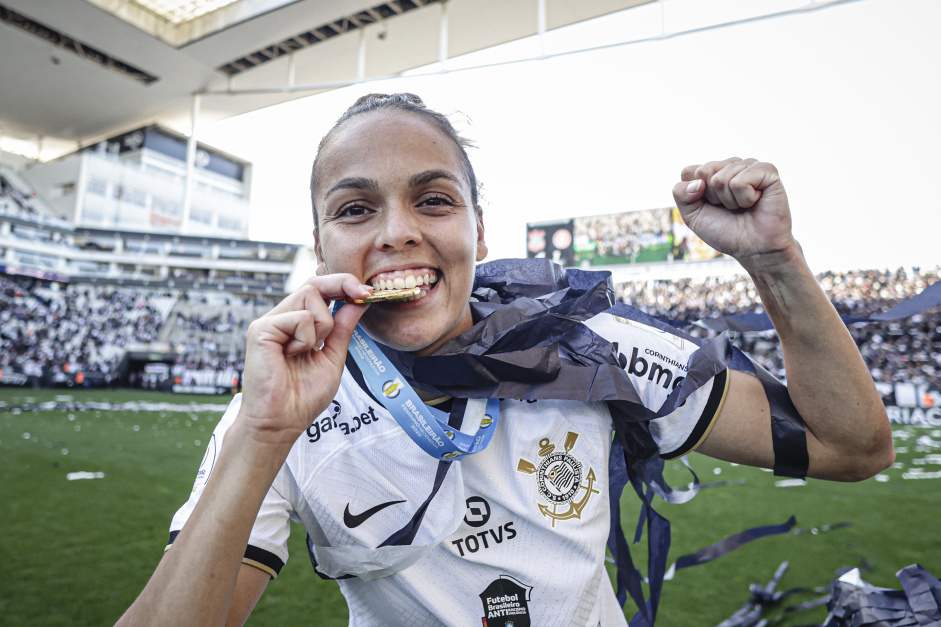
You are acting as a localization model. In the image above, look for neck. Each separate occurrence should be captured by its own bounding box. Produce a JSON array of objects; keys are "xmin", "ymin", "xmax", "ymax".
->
[{"xmin": 410, "ymin": 304, "xmax": 475, "ymax": 357}]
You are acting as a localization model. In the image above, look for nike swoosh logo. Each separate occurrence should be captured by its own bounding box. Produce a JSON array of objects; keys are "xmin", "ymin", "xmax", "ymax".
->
[{"xmin": 343, "ymin": 499, "xmax": 406, "ymax": 528}]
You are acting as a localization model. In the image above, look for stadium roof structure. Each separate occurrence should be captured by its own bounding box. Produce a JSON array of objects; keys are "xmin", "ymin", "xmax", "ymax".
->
[{"xmin": 0, "ymin": 0, "xmax": 654, "ymax": 159}]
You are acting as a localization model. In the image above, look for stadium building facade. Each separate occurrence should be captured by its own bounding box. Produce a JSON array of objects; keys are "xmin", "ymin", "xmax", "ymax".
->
[
  {"xmin": 17, "ymin": 125, "xmax": 251, "ymax": 238},
  {"xmin": 0, "ymin": 128, "xmax": 303, "ymax": 294},
  {"xmin": 0, "ymin": 188, "xmax": 296, "ymax": 294}
]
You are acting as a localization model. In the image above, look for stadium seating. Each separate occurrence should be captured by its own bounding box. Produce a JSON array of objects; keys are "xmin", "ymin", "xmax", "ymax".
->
[
  {"xmin": 2, "ymin": 266, "xmax": 938, "ymax": 394},
  {"xmin": 616, "ymin": 267, "xmax": 941, "ymax": 391}
]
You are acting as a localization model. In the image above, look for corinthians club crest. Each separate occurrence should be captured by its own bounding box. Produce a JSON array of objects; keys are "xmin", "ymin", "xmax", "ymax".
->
[{"xmin": 516, "ymin": 431, "xmax": 599, "ymax": 527}]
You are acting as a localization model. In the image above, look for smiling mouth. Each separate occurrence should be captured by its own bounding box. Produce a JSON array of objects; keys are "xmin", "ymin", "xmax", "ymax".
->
[{"xmin": 367, "ymin": 269, "xmax": 439, "ymax": 302}]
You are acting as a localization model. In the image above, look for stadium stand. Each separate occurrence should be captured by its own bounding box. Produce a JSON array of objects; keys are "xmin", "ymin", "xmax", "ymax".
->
[
  {"xmin": 616, "ymin": 267, "xmax": 941, "ymax": 391},
  {"xmin": 162, "ymin": 295, "xmax": 271, "ymax": 371},
  {"xmin": 2, "ymin": 255, "xmax": 938, "ymax": 396},
  {"xmin": 0, "ymin": 157, "xmax": 288, "ymax": 392},
  {"xmin": 0, "ymin": 272, "xmax": 275, "ymax": 390},
  {"xmin": 0, "ymin": 274, "xmax": 168, "ymax": 387}
]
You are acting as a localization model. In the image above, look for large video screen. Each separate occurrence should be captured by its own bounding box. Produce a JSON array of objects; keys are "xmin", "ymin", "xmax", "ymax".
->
[{"xmin": 526, "ymin": 207, "xmax": 721, "ymax": 267}]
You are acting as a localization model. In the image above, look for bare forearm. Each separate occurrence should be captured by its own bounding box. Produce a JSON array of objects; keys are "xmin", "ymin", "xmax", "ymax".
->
[
  {"xmin": 743, "ymin": 243, "xmax": 893, "ymax": 480},
  {"xmin": 116, "ymin": 422, "xmax": 293, "ymax": 626},
  {"xmin": 117, "ymin": 277, "xmax": 369, "ymax": 625}
]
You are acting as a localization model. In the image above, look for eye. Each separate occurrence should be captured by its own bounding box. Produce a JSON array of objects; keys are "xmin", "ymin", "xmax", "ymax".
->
[
  {"xmin": 419, "ymin": 194, "xmax": 454, "ymax": 208},
  {"xmin": 336, "ymin": 204, "xmax": 372, "ymax": 218}
]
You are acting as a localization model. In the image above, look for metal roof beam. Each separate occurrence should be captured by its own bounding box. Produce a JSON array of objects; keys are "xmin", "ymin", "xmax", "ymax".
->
[
  {"xmin": 0, "ymin": 3, "xmax": 158, "ymax": 85},
  {"xmin": 215, "ymin": 0, "xmax": 444, "ymax": 77}
]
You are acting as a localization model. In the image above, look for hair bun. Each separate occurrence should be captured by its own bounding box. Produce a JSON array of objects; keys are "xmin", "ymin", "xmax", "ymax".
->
[{"xmin": 351, "ymin": 93, "xmax": 425, "ymax": 109}]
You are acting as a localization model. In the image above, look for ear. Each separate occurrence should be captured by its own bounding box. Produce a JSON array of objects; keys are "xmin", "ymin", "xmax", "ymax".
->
[
  {"xmin": 314, "ymin": 238, "xmax": 328, "ymax": 276},
  {"xmin": 475, "ymin": 207, "xmax": 488, "ymax": 262}
]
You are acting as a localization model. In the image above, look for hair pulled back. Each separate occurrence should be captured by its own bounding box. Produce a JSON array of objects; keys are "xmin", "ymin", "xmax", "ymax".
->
[{"xmin": 310, "ymin": 93, "xmax": 480, "ymax": 236}]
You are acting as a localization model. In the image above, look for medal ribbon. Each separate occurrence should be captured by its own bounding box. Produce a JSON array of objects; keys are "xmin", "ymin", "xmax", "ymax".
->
[{"xmin": 336, "ymin": 303, "xmax": 499, "ymax": 460}]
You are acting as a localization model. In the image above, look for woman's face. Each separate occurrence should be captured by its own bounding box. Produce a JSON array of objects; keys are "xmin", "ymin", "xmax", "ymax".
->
[{"xmin": 314, "ymin": 110, "xmax": 487, "ymax": 356}]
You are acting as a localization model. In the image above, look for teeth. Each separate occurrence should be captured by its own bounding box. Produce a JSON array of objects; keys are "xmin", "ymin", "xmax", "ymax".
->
[{"xmin": 368, "ymin": 270, "xmax": 438, "ymax": 291}]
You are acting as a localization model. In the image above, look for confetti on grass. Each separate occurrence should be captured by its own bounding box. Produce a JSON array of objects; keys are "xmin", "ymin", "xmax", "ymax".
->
[
  {"xmin": 0, "ymin": 401, "xmax": 228, "ymax": 414},
  {"xmin": 67, "ymin": 472, "xmax": 104, "ymax": 481}
]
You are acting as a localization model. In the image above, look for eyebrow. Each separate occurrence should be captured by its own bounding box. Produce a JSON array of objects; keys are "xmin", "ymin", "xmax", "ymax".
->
[
  {"xmin": 408, "ymin": 169, "xmax": 462, "ymax": 189},
  {"xmin": 324, "ymin": 169, "xmax": 462, "ymax": 201},
  {"xmin": 324, "ymin": 177, "xmax": 380, "ymax": 200}
]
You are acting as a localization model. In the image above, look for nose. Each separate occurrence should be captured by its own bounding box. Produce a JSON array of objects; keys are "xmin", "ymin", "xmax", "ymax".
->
[{"xmin": 375, "ymin": 204, "xmax": 422, "ymax": 251}]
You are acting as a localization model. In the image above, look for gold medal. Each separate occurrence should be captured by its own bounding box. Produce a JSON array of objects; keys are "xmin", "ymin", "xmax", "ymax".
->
[{"xmin": 347, "ymin": 287, "xmax": 422, "ymax": 304}]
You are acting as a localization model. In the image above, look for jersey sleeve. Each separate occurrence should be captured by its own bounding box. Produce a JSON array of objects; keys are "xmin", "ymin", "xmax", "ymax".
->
[
  {"xmin": 650, "ymin": 367, "xmax": 728, "ymax": 459},
  {"xmin": 166, "ymin": 393, "xmax": 294, "ymax": 579},
  {"xmin": 583, "ymin": 312, "xmax": 730, "ymax": 459}
]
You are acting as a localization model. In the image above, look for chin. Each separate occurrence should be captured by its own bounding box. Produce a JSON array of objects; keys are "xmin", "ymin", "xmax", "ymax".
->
[{"xmin": 360, "ymin": 320, "xmax": 434, "ymax": 352}]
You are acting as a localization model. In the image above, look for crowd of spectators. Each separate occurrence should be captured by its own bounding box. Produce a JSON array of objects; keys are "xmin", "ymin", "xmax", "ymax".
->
[
  {"xmin": 0, "ymin": 275, "xmax": 169, "ymax": 386},
  {"xmin": 1, "ymin": 265, "xmax": 938, "ymax": 392},
  {"xmin": 170, "ymin": 310, "xmax": 250, "ymax": 372},
  {"xmin": 615, "ymin": 266, "xmax": 941, "ymax": 390}
]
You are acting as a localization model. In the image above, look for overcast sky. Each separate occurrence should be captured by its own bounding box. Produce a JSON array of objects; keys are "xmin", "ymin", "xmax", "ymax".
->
[{"xmin": 198, "ymin": 0, "xmax": 940, "ymax": 274}]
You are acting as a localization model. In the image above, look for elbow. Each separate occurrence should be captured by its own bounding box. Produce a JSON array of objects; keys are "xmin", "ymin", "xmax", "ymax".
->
[
  {"xmin": 840, "ymin": 440, "xmax": 895, "ymax": 483},
  {"xmin": 869, "ymin": 424, "xmax": 897, "ymax": 476},
  {"xmin": 832, "ymin": 410, "xmax": 896, "ymax": 482},
  {"xmin": 861, "ymin": 406, "xmax": 896, "ymax": 479}
]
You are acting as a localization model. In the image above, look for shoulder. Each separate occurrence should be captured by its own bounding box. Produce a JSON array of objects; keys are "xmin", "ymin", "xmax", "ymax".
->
[{"xmin": 583, "ymin": 309, "xmax": 693, "ymax": 354}]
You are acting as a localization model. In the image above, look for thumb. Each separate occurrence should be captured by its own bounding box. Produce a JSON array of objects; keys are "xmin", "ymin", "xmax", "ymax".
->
[
  {"xmin": 320, "ymin": 303, "xmax": 368, "ymax": 368},
  {"xmin": 672, "ymin": 178, "xmax": 706, "ymax": 218}
]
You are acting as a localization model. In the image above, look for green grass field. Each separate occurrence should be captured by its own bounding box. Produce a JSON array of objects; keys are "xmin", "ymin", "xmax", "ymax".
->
[{"xmin": 1, "ymin": 388, "xmax": 938, "ymax": 626}]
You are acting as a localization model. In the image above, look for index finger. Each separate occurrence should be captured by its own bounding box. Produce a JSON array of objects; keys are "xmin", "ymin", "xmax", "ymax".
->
[
  {"xmin": 692, "ymin": 157, "xmax": 743, "ymax": 182},
  {"xmin": 689, "ymin": 158, "xmax": 743, "ymax": 207},
  {"xmin": 263, "ymin": 274, "xmax": 370, "ymax": 318},
  {"xmin": 680, "ymin": 164, "xmax": 701, "ymax": 182},
  {"xmin": 680, "ymin": 157, "xmax": 741, "ymax": 183}
]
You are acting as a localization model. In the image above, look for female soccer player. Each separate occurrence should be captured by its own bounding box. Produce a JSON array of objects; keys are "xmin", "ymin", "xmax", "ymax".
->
[{"xmin": 118, "ymin": 93, "xmax": 893, "ymax": 626}]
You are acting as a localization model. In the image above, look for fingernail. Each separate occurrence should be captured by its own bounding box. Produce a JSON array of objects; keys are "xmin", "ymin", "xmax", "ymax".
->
[
  {"xmin": 686, "ymin": 179, "xmax": 702, "ymax": 194},
  {"xmin": 359, "ymin": 284, "xmax": 373, "ymax": 296}
]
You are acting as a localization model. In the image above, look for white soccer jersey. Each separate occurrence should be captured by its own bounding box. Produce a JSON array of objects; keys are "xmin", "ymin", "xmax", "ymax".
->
[{"xmin": 169, "ymin": 311, "xmax": 728, "ymax": 626}]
